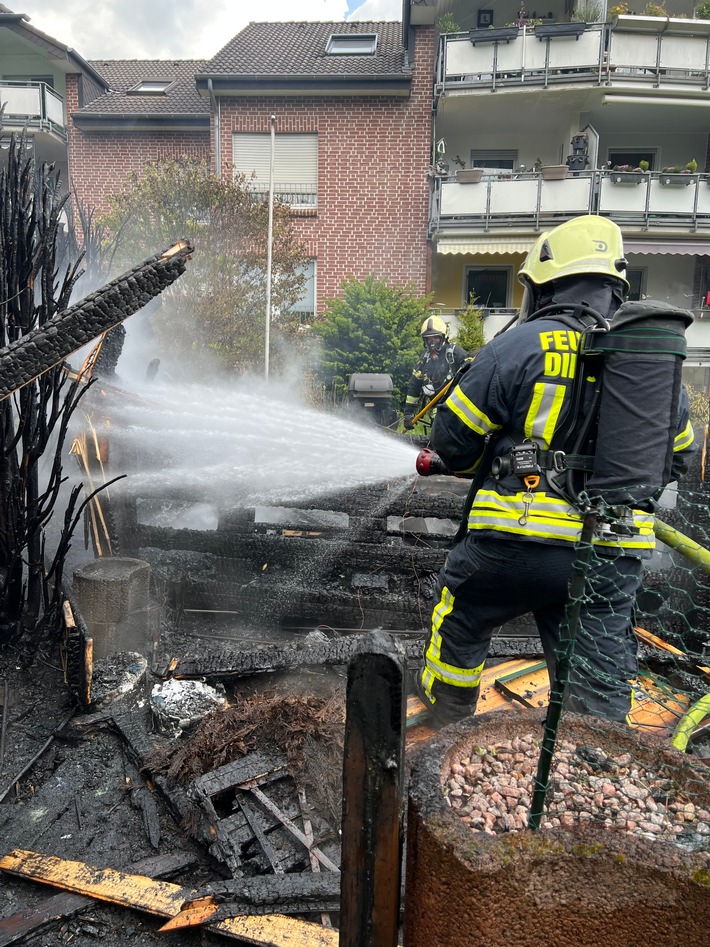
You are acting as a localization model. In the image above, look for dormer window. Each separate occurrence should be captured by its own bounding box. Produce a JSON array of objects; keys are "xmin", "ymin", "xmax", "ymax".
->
[
  {"xmin": 128, "ymin": 80, "xmax": 172, "ymax": 95},
  {"xmin": 325, "ymin": 33, "xmax": 377, "ymax": 55}
]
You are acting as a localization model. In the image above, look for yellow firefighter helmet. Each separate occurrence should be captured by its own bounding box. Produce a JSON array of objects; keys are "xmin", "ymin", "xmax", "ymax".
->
[{"xmin": 518, "ymin": 215, "xmax": 629, "ymax": 292}]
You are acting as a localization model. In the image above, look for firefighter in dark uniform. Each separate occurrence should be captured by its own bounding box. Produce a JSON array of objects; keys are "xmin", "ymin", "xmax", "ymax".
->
[
  {"xmin": 416, "ymin": 215, "xmax": 696, "ymax": 726},
  {"xmin": 403, "ymin": 315, "xmax": 469, "ymax": 432}
]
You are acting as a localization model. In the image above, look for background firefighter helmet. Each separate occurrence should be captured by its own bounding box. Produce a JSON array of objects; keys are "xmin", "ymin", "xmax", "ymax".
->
[
  {"xmin": 421, "ymin": 314, "xmax": 448, "ymax": 355},
  {"xmin": 518, "ymin": 215, "xmax": 629, "ymax": 319}
]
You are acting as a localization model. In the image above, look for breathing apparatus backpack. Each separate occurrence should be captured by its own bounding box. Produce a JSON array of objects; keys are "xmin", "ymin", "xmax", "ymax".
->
[{"xmin": 546, "ymin": 299, "xmax": 693, "ymax": 516}]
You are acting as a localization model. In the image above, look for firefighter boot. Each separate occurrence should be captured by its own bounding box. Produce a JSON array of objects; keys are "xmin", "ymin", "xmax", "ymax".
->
[{"xmin": 415, "ymin": 668, "xmax": 479, "ymax": 728}]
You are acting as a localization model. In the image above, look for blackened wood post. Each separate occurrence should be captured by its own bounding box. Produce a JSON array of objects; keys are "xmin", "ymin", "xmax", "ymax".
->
[{"xmin": 339, "ymin": 631, "xmax": 406, "ymax": 947}]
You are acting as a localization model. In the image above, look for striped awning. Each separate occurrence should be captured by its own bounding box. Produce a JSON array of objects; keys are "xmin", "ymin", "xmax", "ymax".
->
[
  {"xmin": 436, "ymin": 237, "xmax": 532, "ymax": 255},
  {"xmin": 624, "ymin": 241, "xmax": 710, "ymax": 255}
]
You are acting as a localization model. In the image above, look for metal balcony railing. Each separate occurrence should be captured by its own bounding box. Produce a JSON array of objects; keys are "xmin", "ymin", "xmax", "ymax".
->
[
  {"xmin": 431, "ymin": 170, "xmax": 710, "ymax": 235},
  {"xmin": 0, "ymin": 82, "xmax": 66, "ymax": 139},
  {"xmin": 437, "ymin": 17, "xmax": 710, "ymax": 96},
  {"xmin": 248, "ymin": 182, "xmax": 317, "ymax": 208}
]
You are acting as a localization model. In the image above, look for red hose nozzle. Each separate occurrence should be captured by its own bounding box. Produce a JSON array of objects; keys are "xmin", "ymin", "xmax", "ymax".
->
[{"xmin": 415, "ymin": 448, "xmax": 451, "ymax": 477}]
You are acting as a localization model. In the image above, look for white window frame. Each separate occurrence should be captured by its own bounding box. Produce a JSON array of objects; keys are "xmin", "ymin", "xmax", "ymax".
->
[
  {"xmin": 326, "ymin": 33, "xmax": 377, "ymax": 55},
  {"xmin": 128, "ymin": 80, "xmax": 173, "ymax": 95}
]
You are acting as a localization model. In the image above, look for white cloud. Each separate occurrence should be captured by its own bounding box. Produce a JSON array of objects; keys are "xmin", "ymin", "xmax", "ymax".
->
[{"xmin": 14, "ymin": 0, "xmax": 402, "ymax": 60}]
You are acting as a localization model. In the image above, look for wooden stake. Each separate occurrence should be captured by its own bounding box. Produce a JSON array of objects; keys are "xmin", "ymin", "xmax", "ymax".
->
[{"xmin": 339, "ymin": 631, "xmax": 406, "ymax": 947}]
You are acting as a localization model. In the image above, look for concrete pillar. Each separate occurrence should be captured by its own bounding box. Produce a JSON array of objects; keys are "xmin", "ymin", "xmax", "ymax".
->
[{"xmin": 73, "ymin": 557, "xmax": 156, "ymax": 660}]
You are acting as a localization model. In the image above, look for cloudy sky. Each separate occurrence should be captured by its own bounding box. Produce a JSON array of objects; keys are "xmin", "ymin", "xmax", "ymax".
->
[{"xmin": 13, "ymin": 0, "xmax": 403, "ymax": 60}]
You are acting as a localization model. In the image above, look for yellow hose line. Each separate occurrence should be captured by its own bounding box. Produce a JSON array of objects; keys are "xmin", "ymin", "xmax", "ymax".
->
[
  {"xmin": 670, "ymin": 692, "xmax": 710, "ymax": 752},
  {"xmin": 653, "ymin": 517, "xmax": 710, "ymax": 575},
  {"xmin": 409, "ymin": 377, "xmax": 454, "ymax": 426}
]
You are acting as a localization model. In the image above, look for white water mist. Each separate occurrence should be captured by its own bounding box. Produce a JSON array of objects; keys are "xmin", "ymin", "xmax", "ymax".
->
[{"xmin": 97, "ymin": 379, "xmax": 419, "ymax": 512}]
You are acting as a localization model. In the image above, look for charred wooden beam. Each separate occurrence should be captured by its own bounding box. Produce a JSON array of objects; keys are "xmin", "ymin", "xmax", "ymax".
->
[
  {"xmin": 0, "ymin": 852, "xmax": 195, "ymax": 947},
  {"xmin": 164, "ymin": 874, "xmax": 342, "ymax": 929},
  {"xmin": 0, "ymin": 240, "xmax": 193, "ymax": 401},
  {"xmin": 0, "ymin": 850, "xmax": 339, "ymax": 946},
  {"xmin": 339, "ymin": 632, "xmax": 406, "ymax": 947},
  {"xmin": 157, "ymin": 635, "xmax": 544, "ymax": 683},
  {"xmin": 156, "ymin": 636, "xmax": 424, "ymax": 681}
]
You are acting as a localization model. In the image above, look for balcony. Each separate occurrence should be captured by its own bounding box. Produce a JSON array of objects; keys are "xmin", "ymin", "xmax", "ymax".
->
[
  {"xmin": 437, "ymin": 16, "xmax": 710, "ymax": 96},
  {"xmin": 431, "ymin": 170, "xmax": 710, "ymax": 236},
  {"xmin": 0, "ymin": 81, "xmax": 66, "ymax": 140}
]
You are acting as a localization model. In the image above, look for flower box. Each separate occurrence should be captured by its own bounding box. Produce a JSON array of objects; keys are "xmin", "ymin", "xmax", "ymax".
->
[
  {"xmin": 534, "ymin": 22, "xmax": 587, "ymax": 40},
  {"xmin": 457, "ymin": 168, "xmax": 484, "ymax": 184},
  {"xmin": 541, "ymin": 165, "xmax": 569, "ymax": 181},
  {"xmin": 610, "ymin": 172, "xmax": 644, "ymax": 185},
  {"xmin": 659, "ymin": 173, "xmax": 697, "ymax": 187},
  {"xmin": 468, "ymin": 27, "xmax": 519, "ymax": 45}
]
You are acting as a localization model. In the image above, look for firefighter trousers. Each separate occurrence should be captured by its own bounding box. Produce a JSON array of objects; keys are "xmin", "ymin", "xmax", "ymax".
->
[{"xmin": 421, "ymin": 535, "xmax": 643, "ymax": 722}]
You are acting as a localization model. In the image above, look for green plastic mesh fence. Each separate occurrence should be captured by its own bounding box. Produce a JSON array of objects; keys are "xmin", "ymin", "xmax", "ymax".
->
[{"xmin": 451, "ymin": 449, "xmax": 710, "ymax": 857}]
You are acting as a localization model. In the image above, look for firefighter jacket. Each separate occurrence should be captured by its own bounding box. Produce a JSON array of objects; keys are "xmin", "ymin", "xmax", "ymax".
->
[
  {"xmin": 430, "ymin": 314, "xmax": 696, "ymax": 553},
  {"xmin": 404, "ymin": 342, "xmax": 469, "ymax": 416}
]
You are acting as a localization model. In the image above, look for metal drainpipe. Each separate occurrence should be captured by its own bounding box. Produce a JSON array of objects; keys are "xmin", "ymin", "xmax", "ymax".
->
[{"xmin": 207, "ymin": 79, "xmax": 220, "ymax": 176}]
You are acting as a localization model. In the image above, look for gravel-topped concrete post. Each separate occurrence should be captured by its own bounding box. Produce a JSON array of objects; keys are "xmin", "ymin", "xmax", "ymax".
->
[
  {"xmin": 73, "ymin": 558, "xmax": 156, "ymax": 660},
  {"xmin": 405, "ymin": 710, "xmax": 710, "ymax": 947}
]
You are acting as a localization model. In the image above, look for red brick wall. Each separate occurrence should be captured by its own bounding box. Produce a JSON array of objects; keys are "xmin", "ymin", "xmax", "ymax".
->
[
  {"xmin": 218, "ymin": 26, "xmax": 436, "ymax": 310},
  {"xmin": 67, "ymin": 76, "xmax": 210, "ymax": 213}
]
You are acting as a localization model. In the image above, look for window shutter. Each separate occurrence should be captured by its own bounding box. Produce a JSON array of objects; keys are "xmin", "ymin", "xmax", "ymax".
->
[{"xmin": 233, "ymin": 133, "xmax": 318, "ymax": 188}]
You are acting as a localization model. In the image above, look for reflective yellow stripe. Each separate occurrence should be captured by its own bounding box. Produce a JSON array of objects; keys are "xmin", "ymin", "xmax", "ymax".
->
[
  {"xmin": 405, "ymin": 395, "xmax": 419, "ymax": 406},
  {"xmin": 425, "ymin": 654, "xmax": 485, "ymax": 688},
  {"xmin": 446, "ymin": 386, "xmax": 501, "ymax": 437},
  {"xmin": 468, "ymin": 490, "xmax": 655, "ymax": 548},
  {"xmin": 674, "ymin": 420, "xmax": 694, "ymax": 452},
  {"xmin": 524, "ymin": 382, "xmax": 567, "ymax": 445},
  {"xmin": 424, "ymin": 586, "xmax": 484, "ymax": 689}
]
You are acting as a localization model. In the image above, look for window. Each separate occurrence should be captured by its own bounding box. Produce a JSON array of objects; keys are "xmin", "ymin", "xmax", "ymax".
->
[
  {"xmin": 465, "ymin": 267, "xmax": 511, "ymax": 310},
  {"xmin": 291, "ymin": 261, "xmax": 316, "ymax": 321},
  {"xmin": 470, "ymin": 150, "xmax": 517, "ymax": 171},
  {"xmin": 607, "ymin": 149, "xmax": 657, "ymax": 171},
  {"xmin": 128, "ymin": 80, "xmax": 173, "ymax": 94},
  {"xmin": 626, "ymin": 267, "xmax": 645, "ymax": 302},
  {"xmin": 233, "ymin": 133, "xmax": 318, "ymax": 208},
  {"xmin": 326, "ymin": 33, "xmax": 377, "ymax": 55}
]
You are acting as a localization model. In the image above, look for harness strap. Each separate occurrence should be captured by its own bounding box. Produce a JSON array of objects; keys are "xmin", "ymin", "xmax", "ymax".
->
[{"xmin": 538, "ymin": 449, "xmax": 595, "ymax": 473}]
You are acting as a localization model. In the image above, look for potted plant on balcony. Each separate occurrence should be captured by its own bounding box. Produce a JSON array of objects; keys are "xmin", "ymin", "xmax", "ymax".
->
[
  {"xmin": 609, "ymin": 162, "xmax": 647, "ymax": 185},
  {"xmin": 659, "ymin": 159, "xmax": 698, "ymax": 186},
  {"xmin": 457, "ymin": 167, "xmax": 484, "ymax": 184},
  {"xmin": 541, "ymin": 164, "xmax": 569, "ymax": 181}
]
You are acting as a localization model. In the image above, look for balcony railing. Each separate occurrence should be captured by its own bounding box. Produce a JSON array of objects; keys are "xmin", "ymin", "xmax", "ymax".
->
[
  {"xmin": 248, "ymin": 182, "xmax": 317, "ymax": 208},
  {"xmin": 437, "ymin": 16, "xmax": 710, "ymax": 95},
  {"xmin": 431, "ymin": 170, "xmax": 710, "ymax": 234},
  {"xmin": 0, "ymin": 82, "xmax": 66, "ymax": 139}
]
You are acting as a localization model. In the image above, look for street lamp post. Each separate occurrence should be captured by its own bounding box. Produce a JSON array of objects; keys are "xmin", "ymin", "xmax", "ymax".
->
[{"xmin": 264, "ymin": 114, "xmax": 276, "ymax": 381}]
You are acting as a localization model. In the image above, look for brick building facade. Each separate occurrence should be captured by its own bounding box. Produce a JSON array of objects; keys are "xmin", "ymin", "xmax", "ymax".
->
[{"xmin": 62, "ymin": 21, "xmax": 436, "ymax": 311}]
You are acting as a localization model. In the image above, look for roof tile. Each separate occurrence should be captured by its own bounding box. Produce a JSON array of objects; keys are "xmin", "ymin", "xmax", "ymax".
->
[
  {"xmin": 200, "ymin": 21, "xmax": 408, "ymax": 78},
  {"xmin": 82, "ymin": 60, "xmax": 208, "ymax": 115}
]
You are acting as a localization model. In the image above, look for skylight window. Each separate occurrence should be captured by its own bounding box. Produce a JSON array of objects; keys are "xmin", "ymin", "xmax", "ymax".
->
[
  {"xmin": 129, "ymin": 80, "xmax": 172, "ymax": 94},
  {"xmin": 326, "ymin": 33, "xmax": 377, "ymax": 55}
]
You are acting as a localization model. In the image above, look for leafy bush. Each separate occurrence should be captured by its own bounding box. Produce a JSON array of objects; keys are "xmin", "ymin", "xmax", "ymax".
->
[{"xmin": 314, "ymin": 275, "xmax": 433, "ymax": 405}]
